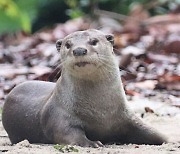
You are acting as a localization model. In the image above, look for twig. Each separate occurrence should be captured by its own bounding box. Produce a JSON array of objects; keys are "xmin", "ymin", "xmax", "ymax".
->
[{"xmin": 94, "ymin": 9, "xmax": 140, "ymax": 22}]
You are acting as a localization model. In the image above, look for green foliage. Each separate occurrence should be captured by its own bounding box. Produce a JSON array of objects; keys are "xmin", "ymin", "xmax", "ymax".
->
[
  {"xmin": 65, "ymin": 0, "xmax": 180, "ymax": 16},
  {"xmin": 65, "ymin": 0, "xmax": 85, "ymax": 19},
  {"xmin": 0, "ymin": 0, "xmax": 38, "ymax": 34},
  {"xmin": 53, "ymin": 144, "xmax": 79, "ymax": 153},
  {"xmin": 32, "ymin": 0, "xmax": 69, "ymax": 32},
  {"xmin": 0, "ymin": 0, "xmax": 179, "ymax": 34},
  {"xmin": 67, "ymin": 0, "xmax": 180, "ymax": 15}
]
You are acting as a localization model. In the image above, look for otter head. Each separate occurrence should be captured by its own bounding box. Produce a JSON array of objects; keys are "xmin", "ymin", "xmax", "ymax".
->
[{"xmin": 56, "ymin": 29, "xmax": 116, "ymax": 79}]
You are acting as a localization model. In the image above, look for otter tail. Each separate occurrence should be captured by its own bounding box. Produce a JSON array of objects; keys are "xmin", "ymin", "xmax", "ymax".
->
[{"xmin": 125, "ymin": 119, "xmax": 167, "ymax": 145}]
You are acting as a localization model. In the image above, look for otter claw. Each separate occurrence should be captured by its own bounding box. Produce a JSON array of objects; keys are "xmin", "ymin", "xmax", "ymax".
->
[
  {"xmin": 96, "ymin": 141, "xmax": 104, "ymax": 147},
  {"xmin": 89, "ymin": 141, "xmax": 103, "ymax": 148},
  {"xmin": 76, "ymin": 140, "xmax": 103, "ymax": 148}
]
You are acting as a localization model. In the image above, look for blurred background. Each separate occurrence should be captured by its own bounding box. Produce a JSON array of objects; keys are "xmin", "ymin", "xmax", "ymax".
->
[
  {"xmin": 0, "ymin": 0, "xmax": 179, "ymax": 34},
  {"xmin": 0, "ymin": 0, "xmax": 180, "ymax": 115}
]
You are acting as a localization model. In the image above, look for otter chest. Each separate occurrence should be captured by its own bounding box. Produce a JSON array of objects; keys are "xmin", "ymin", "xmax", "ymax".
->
[{"xmin": 73, "ymin": 91, "xmax": 122, "ymax": 133}]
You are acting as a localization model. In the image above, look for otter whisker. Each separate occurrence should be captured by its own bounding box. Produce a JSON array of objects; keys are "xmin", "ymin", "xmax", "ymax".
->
[
  {"xmin": 98, "ymin": 58, "xmax": 117, "ymax": 70},
  {"xmin": 98, "ymin": 54, "xmax": 112, "ymax": 59},
  {"xmin": 98, "ymin": 56, "xmax": 135, "ymax": 75},
  {"xmin": 100, "ymin": 67, "xmax": 112, "ymax": 81}
]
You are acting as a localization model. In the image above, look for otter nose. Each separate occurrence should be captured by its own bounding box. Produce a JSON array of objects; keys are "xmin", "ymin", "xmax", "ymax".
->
[{"xmin": 73, "ymin": 47, "xmax": 87, "ymax": 56}]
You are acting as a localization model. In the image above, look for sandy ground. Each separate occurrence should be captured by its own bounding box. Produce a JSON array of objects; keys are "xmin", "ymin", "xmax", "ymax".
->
[
  {"xmin": 0, "ymin": 98, "xmax": 180, "ymax": 154},
  {"xmin": 0, "ymin": 114, "xmax": 179, "ymax": 153}
]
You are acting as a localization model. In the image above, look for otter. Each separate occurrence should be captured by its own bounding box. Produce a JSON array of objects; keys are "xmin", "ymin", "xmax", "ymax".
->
[{"xmin": 2, "ymin": 29, "xmax": 167, "ymax": 147}]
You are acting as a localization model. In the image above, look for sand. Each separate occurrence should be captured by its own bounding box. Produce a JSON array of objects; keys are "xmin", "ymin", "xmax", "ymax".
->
[{"xmin": 0, "ymin": 111, "xmax": 180, "ymax": 154}]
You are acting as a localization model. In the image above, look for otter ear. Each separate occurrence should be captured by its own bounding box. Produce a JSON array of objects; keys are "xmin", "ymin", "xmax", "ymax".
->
[
  {"xmin": 56, "ymin": 39, "xmax": 63, "ymax": 52},
  {"xmin": 105, "ymin": 34, "xmax": 114, "ymax": 45}
]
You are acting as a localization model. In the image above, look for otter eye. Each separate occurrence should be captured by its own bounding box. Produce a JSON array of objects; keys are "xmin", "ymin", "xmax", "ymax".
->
[
  {"xmin": 89, "ymin": 39, "xmax": 98, "ymax": 46},
  {"xmin": 65, "ymin": 42, "xmax": 71, "ymax": 49}
]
